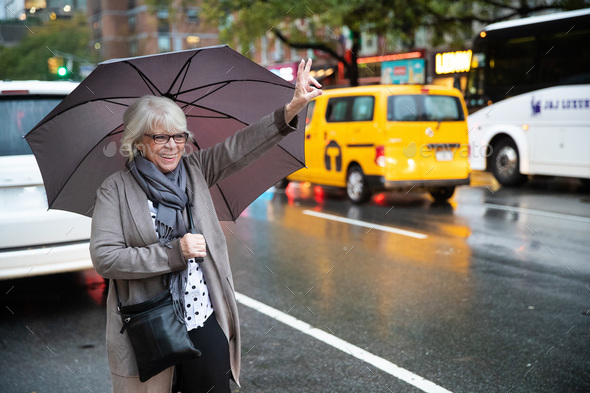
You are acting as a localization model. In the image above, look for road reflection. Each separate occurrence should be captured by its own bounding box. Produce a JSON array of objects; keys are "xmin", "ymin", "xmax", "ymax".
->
[
  {"xmin": 238, "ymin": 183, "xmax": 475, "ymax": 345},
  {"xmin": 233, "ymin": 173, "xmax": 589, "ymax": 354}
]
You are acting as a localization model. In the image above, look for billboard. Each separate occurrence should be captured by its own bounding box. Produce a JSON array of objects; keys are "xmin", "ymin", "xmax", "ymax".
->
[{"xmin": 381, "ymin": 59, "xmax": 425, "ymax": 84}]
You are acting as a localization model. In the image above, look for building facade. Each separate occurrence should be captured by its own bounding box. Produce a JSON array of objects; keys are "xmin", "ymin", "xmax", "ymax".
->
[{"xmin": 87, "ymin": 0, "xmax": 219, "ymax": 61}]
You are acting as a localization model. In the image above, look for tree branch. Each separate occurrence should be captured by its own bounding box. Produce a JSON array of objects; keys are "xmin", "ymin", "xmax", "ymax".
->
[{"xmin": 273, "ymin": 28, "xmax": 347, "ymax": 64}]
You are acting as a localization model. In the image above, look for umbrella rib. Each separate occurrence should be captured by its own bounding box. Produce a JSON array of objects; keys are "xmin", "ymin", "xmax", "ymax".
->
[
  {"xmin": 176, "ymin": 79, "xmax": 293, "ymax": 126},
  {"xmin": 177, "ymin": 79, "xmax": 293, "ymax": 101},
  {"xmin": 177, "ymin": 81, "xmax": 229, "ymax": 103},
  {"xmin": 184, "ymin": 114, "xmax": 235, "ymax": 120},
  {"xmin": 175, "ymin": 88, "xmax": 226, "ymax": 110},
  {"xmin": 174, "ymin": 82, "xmax": 230, "ymax": 115},
  {"xmin": 179, "ymin": 100, "xmax": 249, "ymax": 127},
  {"xmin": 167, "ymin": 52, "xmax": 201, "ymax": 99},
  {"xmin": 213, "ymin": 182, "xmax": 237, "ymax": 222},
  {"xmin": 46, "ymin": 128, "xmax": 124, "ymax": 211},
  {"xmin": 174, "ymin": 65, "xmax": 190, "ymax": 99},
  {"xmin": 189, "ymin": 137, "xmax": 235, "ymax": 221},
  {"xmin": 123, "ymin": 61, "xmax": 163, "ymax": 96},
  {"xmin": 107, "ymin": 128, "xmax": 125, "ymax": 136},
  {"xmin": 211, "ymin": 145, "xmax": 303, "ymax": 222},
  {"xmin": 185, "ymin": 111, "xmax": 247, "ymax": 127},
  {"xmin": 187, "ymin": 117, "xmax": 303, "ymax": 168},
  {"xmin": 27, "ymin": 97, "xmax": 139, "ymax": 136},
  {"xmin": 103, "ymin": 98, "xmax": 131, "ymax": 107},
  {"xmin": 276, "ymin": 142, "xmax": 306, "ymax": 167}
]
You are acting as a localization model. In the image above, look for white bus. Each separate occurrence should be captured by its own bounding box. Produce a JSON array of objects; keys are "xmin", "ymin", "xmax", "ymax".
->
[{"xmin": 465, "ymin": 8, "xmax": 590, "ymax": 186}]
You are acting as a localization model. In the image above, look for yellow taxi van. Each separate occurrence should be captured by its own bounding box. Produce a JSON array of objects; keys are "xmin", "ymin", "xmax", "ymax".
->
[{"xmin": 285, "ymin": 85, "xmax": 470, "ymax": 203}]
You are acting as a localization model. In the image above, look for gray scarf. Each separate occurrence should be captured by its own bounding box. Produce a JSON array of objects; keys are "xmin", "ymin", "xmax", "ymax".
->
[
  {"xmin": 128, "ymin": 155, "xmax": 188, "ymax": 246},
  {"xmin": 127, "ymin": 155, "xmax": 189, "ymax": 319}
]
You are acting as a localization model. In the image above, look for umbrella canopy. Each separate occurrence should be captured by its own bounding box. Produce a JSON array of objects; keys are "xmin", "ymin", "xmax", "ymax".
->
[{"xmin": 25, "ymin": 45, "xmax": 306, "ymax": 221}]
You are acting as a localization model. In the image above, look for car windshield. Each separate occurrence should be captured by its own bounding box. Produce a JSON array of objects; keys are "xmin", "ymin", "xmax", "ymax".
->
[{"xmin": 0, "ymin": 96, "xmax": 64, "ymax": 156}]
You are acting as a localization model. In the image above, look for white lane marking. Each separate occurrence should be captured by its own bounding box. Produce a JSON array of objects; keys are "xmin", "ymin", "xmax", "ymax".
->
[
  {"xmin": 236, "ymin": 292, "xmax": 452, "ymax": 393},
  {"xmin": 303, "ymin": 210, "xmax": 428, "ymax": 239},
  {"xmin": 483, "ymin": 203, "xmax": 590, "ymax": 223}
]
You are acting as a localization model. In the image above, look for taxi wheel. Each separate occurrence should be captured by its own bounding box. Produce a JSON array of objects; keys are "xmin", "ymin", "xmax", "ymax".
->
[
  {"xmin": 346, "ymin": 166, "xmax": 371, "ymax": 204},
  {"xmin": 491, "ymin": 137, "xmax": 527, "ymax": 186},
  {"xmin": 274, "ymin": 178, "xmax": 290, "ymax": 189},
  {"xmin": 429, "ymin": 186, "xmax": 455, "ymax": 201}
]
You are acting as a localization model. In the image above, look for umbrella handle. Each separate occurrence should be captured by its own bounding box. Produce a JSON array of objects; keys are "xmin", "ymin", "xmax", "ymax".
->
[{"xmin": 186, "ymin": 200, "xmax": 204, "ymax": 263}]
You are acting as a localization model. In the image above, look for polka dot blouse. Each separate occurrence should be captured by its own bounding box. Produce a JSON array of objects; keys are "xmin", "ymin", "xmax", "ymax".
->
[{"xmin": 148, "ymin": 200, "xmax": 213, "ymax": 331}]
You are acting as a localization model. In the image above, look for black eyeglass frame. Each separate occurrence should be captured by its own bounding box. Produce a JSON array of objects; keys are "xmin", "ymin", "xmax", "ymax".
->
[{"xmin": 144, "ymin": 133, "xmax": 189, "ymax": 145}]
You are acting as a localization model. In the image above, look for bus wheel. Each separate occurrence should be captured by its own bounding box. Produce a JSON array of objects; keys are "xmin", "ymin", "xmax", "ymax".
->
[
  {"xmin": 429, "ymin": 186, "xmax": 455, "ymax": 201},
  {"xmin": 491, "ymin": 138, "xmax": 527, "ymax": 186},
  {"xmin": 346, "ymin": 166, "xmax": 371, "ymax": 203}
]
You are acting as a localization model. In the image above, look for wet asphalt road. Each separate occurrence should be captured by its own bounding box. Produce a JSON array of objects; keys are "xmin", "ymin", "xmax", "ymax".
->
[{"xmin": 1, "ymin": 173, "xmax": 589, "ymax": 393}]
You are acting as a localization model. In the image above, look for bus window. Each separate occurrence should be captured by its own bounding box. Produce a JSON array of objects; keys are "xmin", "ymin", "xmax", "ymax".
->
[
  {"xmin": 539, "ymin": 29, "xmax": 590, "ymax": 85},
  {"xmin": 488, "ymin": 36, "xmax": 537, "ymax": 95}
]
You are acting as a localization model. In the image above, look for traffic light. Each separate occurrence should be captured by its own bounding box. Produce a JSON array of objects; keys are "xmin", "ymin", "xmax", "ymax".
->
[
  {"xmin": 57, "ymin": 66, "xmax": 68, "ymax": 77},
  {"xmin": 47, "ymin": 56, "xmax": 64, "ymax": 75}
]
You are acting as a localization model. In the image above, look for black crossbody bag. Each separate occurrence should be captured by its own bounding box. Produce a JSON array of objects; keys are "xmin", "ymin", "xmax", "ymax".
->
[
  {"xmin": 114, "ymin": 282, "xmax": 201, "ymax": 382},
  {"xmin": 113, "ymin": 201, "xmax": 202, "ymax": 382}
]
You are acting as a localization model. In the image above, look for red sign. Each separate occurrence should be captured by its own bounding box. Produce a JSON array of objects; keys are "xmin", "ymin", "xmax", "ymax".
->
[{"xmin": 393, "ymin": 66, "xmax": 407, "ymax": 76}]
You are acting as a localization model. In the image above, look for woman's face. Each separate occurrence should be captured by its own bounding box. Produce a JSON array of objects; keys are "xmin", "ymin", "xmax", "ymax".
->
[{"xmin": 138, "ymin": 126, "xmax": 186, "ymax": 173}]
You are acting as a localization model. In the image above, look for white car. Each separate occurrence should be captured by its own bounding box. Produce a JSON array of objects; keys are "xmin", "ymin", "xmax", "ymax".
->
[{"xmin": 0, "ymin": 80, "xmax": 92, "ymax": 279}]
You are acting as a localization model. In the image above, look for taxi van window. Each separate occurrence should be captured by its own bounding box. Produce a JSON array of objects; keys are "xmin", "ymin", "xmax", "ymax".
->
[
  {"xmin": 326, "ymin": 97, "xmax": 349, "ymax": 122},
  {"xmin": 387, "ymin": 95, "xmax": 464, "ymax": 122},
  {"xmin": 326, "ymin": 95, "xmax": 375, "ymax": 122},
  {"xmin": 306, "ymin": 100, "xmax": 316, "ymax": 125},
  {"xmin": 388, "ymin": 95, "xmax": 418, "ymax": 121},
  {"xmin": 351, "ymin": 96, "xmax": 374, "ymax": 121},
  {"xmin": 424, "ymin": 95, "xmax": 464, "ymax": 121},
  {"xmin": 0, "ymin": 96, "xmax": 63, "ymax": 156}
]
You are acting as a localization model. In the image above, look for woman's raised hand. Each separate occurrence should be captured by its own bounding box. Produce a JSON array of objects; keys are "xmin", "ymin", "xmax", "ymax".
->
[{"xmin": 285, "ymin": 59, "xmax": 323, "ymax": 123}]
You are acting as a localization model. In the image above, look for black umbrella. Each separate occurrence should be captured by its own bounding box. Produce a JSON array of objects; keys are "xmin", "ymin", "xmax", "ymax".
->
[{"xmin": 25, "ymin": 45, "xmax": 306, "ymax": 221}]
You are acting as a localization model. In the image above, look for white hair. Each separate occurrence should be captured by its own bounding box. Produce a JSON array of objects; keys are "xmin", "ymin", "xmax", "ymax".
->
[{"xmin": 120, "ymin": 95, "xmax": 192, "ymax": 162}]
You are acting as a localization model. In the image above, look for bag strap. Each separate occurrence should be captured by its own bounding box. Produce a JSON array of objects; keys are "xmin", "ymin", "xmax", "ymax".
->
[
  {"xmin": 112, "ymin": 280, "xmax": 127, "ymax": 334},
  {"xmin": 186, "ymin": 191, "xmax": 204, "ymax": 263},
  {"xmin": 113, "ymin": 279, "xmax": 123, "ymax": 311},
  {"xmin": 186, "ymin": 199, "xmax": 197, "ymax": 235}
]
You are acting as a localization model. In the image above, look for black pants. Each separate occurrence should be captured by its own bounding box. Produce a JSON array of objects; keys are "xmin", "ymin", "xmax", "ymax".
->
[{"xmin": 175, "ymin": 313, "xmax": 231, "ymax": 393}]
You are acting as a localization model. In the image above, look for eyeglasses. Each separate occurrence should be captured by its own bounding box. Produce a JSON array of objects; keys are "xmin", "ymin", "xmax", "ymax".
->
[{"xmin": 144, "ymin": 133, "xmax": 188, "ymax": 145}]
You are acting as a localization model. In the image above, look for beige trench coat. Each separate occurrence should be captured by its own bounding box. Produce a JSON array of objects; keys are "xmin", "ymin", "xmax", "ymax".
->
[{"xmin": 90, "ymin": 107, "xmax": 297, "ymax": 392}]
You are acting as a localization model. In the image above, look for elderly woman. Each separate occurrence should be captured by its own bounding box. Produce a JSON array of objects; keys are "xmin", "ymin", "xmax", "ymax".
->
[{"xmin": 90, "ymin": 59, "xmax": 321, "ymax": 393}]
